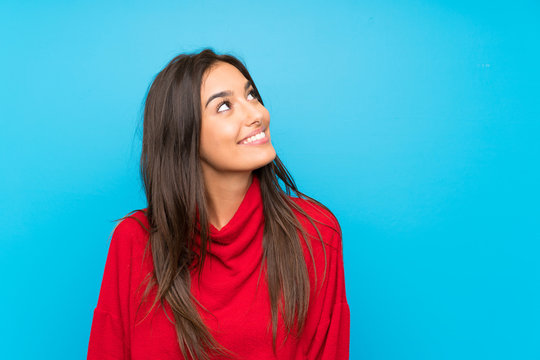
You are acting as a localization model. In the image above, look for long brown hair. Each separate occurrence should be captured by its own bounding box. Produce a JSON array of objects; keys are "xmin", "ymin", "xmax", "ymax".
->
[{"xmin": 123, "ymin": 48, "xmax": 339, "ymax": 360}]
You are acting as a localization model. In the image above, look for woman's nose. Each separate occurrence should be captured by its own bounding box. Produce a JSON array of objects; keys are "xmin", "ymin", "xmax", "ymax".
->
[{"xmin": 241, "ymin": 100, "xmax": 264, "ymax": 125}]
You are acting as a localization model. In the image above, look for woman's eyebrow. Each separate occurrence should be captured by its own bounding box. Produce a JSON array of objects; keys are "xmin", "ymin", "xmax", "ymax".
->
[{"xmin": 205, "ymin": 80, "xmax": 252, "ymax": 109}]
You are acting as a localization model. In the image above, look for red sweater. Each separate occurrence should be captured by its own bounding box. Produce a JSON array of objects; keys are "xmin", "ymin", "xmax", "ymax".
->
[{"xmin": 88, "ymin": 174, "xmax": 350, "ymax": 359}]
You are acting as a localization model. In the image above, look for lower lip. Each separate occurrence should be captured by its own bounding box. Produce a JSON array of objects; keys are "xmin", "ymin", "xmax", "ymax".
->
[{"xmin": 239, "ymin": 134, "xmax": 270, "ymax": 145}]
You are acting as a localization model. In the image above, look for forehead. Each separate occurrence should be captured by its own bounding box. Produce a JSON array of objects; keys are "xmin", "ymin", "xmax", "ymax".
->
[{"xmin": 201, "ymin": 62, "xmax": 247, "ymax": 94}]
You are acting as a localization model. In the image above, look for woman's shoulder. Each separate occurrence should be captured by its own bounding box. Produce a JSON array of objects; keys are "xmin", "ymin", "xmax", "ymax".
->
[
  {"xmin": 116, "ymin": 208, "xmax": 150, "ymax": 229},
  {"xmin": 288, "ymin": 195, "xmax": 342, "ymax": 250},
  {"xmin": 109, "ymin": 209, "xmax": 151, "ymax": 248}
]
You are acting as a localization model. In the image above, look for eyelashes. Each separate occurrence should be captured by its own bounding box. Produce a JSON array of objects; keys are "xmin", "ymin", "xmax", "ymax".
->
[
  {"xmin": 217, "ymin": 89, "xmax": 259, "ymax": 113},
  {"xmin": 247, "ymin": 89, "xmax": 259, "ymax": 101}
]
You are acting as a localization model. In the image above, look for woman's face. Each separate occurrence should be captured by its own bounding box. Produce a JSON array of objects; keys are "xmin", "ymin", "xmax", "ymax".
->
[{"xmin": 199, "ymin": 61, "xmax": 276, "ymax": 174}]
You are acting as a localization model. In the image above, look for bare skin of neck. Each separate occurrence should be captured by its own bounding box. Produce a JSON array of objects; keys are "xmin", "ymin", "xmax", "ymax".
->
[{"xmin": 201, "ymin": 167, "xmax": 253, "ymax": 231}]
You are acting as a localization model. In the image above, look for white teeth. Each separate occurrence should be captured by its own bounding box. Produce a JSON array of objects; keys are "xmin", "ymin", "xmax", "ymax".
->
[{"xmin": 242, "ymin": 131, "xmax": 265, "ymax": 144}]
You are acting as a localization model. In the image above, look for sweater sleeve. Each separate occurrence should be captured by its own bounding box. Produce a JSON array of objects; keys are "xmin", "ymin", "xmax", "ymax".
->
[
  {"xmin": 304, "ymin": 223, "xmax": 350, "ymax": 360},
  {"xmin": 88, "ymin": 219, "xmax": 138, "ymax": 360}
]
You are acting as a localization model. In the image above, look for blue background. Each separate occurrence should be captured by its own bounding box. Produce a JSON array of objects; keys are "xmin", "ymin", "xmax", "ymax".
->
[{"xmin": 1, "ymin": 1, "xmax": 539, "ymax": 359}]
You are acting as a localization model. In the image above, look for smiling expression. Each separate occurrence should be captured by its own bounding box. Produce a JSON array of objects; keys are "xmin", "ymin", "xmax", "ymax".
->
[{"xmin": 199, "ymin": 61, "xmax": 276, "ymax": 174}]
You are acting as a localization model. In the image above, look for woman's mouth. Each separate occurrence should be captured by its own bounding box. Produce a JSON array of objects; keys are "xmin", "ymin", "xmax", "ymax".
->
[{"xmin": 238, "ymin": 130, "xmax": 269, "ymax": 145}]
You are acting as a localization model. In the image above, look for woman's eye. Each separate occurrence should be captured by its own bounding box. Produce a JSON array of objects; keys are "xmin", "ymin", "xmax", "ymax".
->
[
  {"xmin": 217, "ymin": 101, "xmax": 230, "ymax": 113},
  {"xmin": 247, "ymin": 89, "xmax": 257, "ymax": 101},
  {"xmin": 217, "ymin": 90, "xmax": 257, "ymax": 113}
]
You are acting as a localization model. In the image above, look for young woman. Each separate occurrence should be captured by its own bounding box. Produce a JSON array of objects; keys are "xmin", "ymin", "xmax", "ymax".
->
[{"xmin": 88, "ymin": 48, "xmax": 350, "ymax": 360}]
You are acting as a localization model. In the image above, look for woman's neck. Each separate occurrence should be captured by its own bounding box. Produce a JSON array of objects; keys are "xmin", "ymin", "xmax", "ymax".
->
[{"xmin": 202, "ymin": 169, "xmax": 253, "ymax": 230}]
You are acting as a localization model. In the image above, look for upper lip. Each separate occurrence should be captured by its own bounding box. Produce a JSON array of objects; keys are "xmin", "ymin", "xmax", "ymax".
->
[{"xmin": 238, "ymin": 127, "xmax": 266, "ymax": 144}]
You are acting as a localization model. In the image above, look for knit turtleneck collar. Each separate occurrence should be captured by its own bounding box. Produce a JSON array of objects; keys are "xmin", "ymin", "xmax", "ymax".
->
[{"xmin": 197, "ymin": 173, "xmax": 264, "ymax": 246}]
